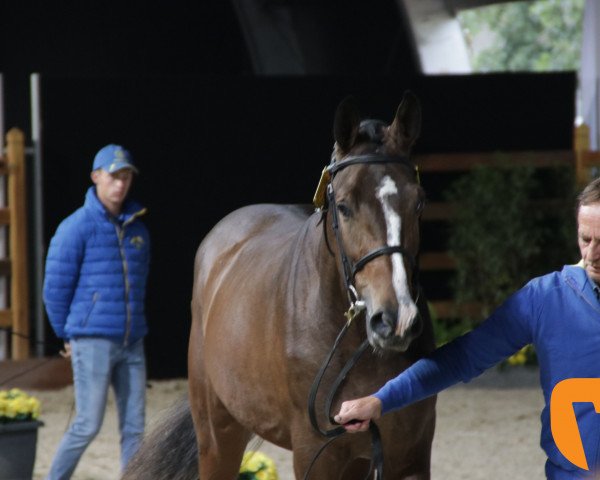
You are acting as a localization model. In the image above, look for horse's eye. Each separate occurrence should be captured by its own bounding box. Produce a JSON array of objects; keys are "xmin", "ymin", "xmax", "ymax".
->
[{"xmin": 337, "ymin": 203, "xmax": 352, "ymax": 218}]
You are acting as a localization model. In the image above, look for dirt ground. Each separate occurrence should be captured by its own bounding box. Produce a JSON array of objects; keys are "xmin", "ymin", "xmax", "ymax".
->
[{"xmin": 26, "ymin": 366, "xmax": 546, "ymax": 480}]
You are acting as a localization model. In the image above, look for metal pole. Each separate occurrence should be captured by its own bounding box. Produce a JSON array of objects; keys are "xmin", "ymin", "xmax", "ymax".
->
[
  {"xmin": 0, "ymin": 74, "xmax": 4, "ymax": 141},
  {"xmin": 0, "ymin": 74, "xmax": 5, "ymax": 360},
  {"xmin": 596, "ymin": 78, "xmax": 600, "ymax": 150},
  {"xmin": 30, "ymin": 73, "xmax": 45, "ymax": 357}
]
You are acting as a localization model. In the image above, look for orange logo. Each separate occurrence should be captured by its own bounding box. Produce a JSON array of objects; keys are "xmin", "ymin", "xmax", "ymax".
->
[{"xmin": 551, "ymin": 378, "xmax": 600, "ymax": 471}]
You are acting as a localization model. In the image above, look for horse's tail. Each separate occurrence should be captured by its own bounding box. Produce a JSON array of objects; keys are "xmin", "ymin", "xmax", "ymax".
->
[{"xmin": 122, "ymin": 397, "xmax": 198, "ymax": 480}]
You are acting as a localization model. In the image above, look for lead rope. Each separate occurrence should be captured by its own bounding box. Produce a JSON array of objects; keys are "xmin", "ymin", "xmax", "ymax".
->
[{"xmin": 305, "ymin": 309, "xmax": 384, "ymax": 480}]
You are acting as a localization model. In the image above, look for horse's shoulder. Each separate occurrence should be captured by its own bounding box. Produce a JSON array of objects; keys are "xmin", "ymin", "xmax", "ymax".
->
[{"xmin": 194, "ymin": 204, "xmax": 314, "ymax": 285}]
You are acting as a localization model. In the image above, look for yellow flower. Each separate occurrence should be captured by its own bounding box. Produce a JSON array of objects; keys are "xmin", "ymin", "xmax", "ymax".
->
[
  {"xmin": 239, "ymin": 451, "xmax": 278, "ymax": 480},
  {"xmin": 506, "ymin": 344, "xmax": 536, "ymax": 366},
  {"xmin": 27, "ymin": 397, "xmax": 41, "ymax": 419},
  {"xmin": 256, "ymin": 471, "xmax": 268, "ymax": 480},
  {"xmin": 5, "ymin": 400, "xmax": 18, "ymax": 418},
  {"xmin": 0, "ymin": 389, "xmax": 41, "ymax": 422},
  {"xmin": 9, "ymin": 388, "xmax": 26, "ymax": 399}
]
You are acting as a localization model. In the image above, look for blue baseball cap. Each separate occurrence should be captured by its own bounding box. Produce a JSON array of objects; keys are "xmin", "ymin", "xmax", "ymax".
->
[{"xmin": 92, "ymin": 144, "xmax": 139, "ymax": 174}]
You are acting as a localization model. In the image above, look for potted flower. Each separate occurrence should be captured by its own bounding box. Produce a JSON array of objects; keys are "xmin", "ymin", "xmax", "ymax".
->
[
  {"xmin": 0, "ymin": 388, "xmax": 43, "ymax": 480},
  {"xmin": 238, "ymin": 451, "xmax": 279, "ymax": 480}
]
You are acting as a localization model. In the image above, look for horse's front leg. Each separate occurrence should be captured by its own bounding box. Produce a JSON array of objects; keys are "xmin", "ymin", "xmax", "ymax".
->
[
  {"xmin": 379, "ymin": 400, "xmax": 436, "ymax": 480},
  {"xmin": 193, "ymin": 388, "xmax": 252, "ymax": 479},
  {"xmin": 291, "ymin": 426, "xmax": 372, "ymax": 480},
  {"xmin": 189, "ymin": 321, "xmax": 251, "ymax": 479},
  {"xmin": 293, "ymin": 444, "xmax": 358, "ymax": 480}
]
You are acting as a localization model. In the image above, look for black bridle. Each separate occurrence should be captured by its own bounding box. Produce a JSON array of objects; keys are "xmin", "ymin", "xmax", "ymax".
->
[
  {"xmin": 327, "ymin": 153, "xmax": 420, "ymax": 305},
  {"xmin": 305, "ymin": 153, "xmax": 421, "ymax": 480}
]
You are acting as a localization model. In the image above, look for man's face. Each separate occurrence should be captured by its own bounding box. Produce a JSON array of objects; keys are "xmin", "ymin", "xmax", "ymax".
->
[
  {"xmin": 91, "ymin": 168, "xmax": 133, "ymax": 214},
  {"xmin": 578, "ymin": 203, "xmax": 600, "ymax": 283}
]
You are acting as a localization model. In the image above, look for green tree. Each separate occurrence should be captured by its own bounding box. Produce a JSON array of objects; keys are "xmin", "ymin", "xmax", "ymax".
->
[
  {"xmin": 458, "ymin": 0, "xmax": 585, "ymax": 72},
  {"xmin": 444, "ymin": 160, "xmax": 577, "ymax": 319},
  {"xmin": 437, "ymin": 161, "xmax": 578, "ymax": 365}
]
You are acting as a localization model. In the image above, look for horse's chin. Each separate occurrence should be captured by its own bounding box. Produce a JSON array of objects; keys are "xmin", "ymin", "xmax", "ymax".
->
[
  {"xmin": 368, "ymin": 333, "xmax": 413, "ymax": 353},
  {"xmin": 367, "ymin": 317, "xmax": 423, "ymax": 353}
]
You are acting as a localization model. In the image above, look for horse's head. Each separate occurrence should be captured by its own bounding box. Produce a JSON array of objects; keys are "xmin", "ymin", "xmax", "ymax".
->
[{"xmin": 327, "ymin": 92, "xmax": 424, "ymax": 353}]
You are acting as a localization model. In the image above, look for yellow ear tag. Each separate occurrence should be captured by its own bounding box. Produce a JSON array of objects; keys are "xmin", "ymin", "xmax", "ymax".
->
[
  {"xmin": 312, "ymin": 167, "xmax": 331, "ymax": 209},
  {"xmin": 415, "ymin": 165, "xmax": 421, "ymax": 185}
]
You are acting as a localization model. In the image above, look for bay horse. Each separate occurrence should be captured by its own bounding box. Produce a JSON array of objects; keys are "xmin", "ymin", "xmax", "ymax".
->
[{"xmin": 124, "ymin": 92, "xmax": 436, "ymax": 479}]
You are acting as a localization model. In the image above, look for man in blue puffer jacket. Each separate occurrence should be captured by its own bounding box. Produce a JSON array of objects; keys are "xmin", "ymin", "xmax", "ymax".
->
[
  {"xmin": 335, "ymin": 177, "xmax": 600, "ymax": 479},
  {"xmin": 43, "ymin": 144, "xmax": 150, "ymax": 480}
]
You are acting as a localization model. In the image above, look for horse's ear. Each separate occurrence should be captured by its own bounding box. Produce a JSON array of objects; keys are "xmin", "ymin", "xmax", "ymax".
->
[
  {"xmin": 334, "ymin": 96, "xmax": 361, "ymax": 153},
  {"xmin": 389, "ymin": 91, "xmax": 421, "ymax": 151}
]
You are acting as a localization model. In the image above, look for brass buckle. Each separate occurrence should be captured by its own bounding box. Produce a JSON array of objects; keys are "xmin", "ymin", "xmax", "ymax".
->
[{"xmin": 312, "ymin": 167, "xmax": 331, "ymax": 210}]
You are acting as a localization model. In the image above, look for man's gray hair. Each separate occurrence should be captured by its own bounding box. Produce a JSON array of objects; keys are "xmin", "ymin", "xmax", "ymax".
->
[{"xmin": 578, "ymin": 177, "xmax": 600, "ymax": 212}]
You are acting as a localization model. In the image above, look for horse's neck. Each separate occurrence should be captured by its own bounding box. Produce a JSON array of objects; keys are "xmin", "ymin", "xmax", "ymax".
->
[{"xmin": 290, "ymin": 212, "xmax": 348, "ymax": 317}]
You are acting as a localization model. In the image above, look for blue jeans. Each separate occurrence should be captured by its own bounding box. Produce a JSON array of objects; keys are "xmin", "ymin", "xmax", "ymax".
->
[{"xmin": 46, "ymin": 337, "xmax": 146, "ymax": 480}]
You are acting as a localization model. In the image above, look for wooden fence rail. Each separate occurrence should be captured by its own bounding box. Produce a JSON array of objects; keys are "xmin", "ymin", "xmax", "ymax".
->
[
  {"xmin": 0, "ymin": 128, "xmax": 29, "ymax": 359},
  {"xmin": 417, "ymin": 150, "xmax": 573, "ymax": 173}
]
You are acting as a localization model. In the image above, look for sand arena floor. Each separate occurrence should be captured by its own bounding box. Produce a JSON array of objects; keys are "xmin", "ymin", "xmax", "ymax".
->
[{"xmin": 23, "ymin": 366, "xmax": 546, "ymax": 480}]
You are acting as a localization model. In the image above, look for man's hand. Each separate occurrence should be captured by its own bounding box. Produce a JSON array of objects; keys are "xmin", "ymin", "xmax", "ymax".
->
[
  {"xmin": 334, "ymin": 396, "xmax": 382, "ymax": 433},
  {"xmin": 60, "ymin": 341, "xmax": 71, "ymax": 359}
]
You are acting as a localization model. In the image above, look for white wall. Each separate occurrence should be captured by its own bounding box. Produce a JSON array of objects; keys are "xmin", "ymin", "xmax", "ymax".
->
[{"xmin": 400, "ymin": 0, "xmax": 472, "ymax": 74}]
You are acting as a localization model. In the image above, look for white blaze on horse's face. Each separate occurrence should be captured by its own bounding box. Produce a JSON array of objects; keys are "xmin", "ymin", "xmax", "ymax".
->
[{"xmin": 375, "ymin": 175, "xmax": 419, "ymax": 339}]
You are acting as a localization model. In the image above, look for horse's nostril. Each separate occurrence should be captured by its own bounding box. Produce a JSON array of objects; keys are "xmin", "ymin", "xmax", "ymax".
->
[{"xmin": 370, "ymin": 310, "xmax": 396, "ymax": 339}]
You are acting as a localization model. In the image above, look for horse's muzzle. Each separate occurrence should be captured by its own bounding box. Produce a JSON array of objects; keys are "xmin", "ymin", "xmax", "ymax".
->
[{"xmin": 368, "ymin": 308, "xmax": 422, "ymax": 352}]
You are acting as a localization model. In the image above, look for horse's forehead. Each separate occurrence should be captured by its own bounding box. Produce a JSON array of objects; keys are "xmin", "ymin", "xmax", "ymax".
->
[{"xmin": 336, "ymin": 166, "xmax": 419, "ymax": 209}]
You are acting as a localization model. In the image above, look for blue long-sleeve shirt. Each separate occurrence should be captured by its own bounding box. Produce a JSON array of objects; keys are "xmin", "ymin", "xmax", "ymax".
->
[{"xmin": 374, "ymin": 264, "xmax": 600, "ymax": 479}]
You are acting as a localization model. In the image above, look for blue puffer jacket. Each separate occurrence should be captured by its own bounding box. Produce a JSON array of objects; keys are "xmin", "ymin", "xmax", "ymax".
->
[{"xmin": 43, "ymin": 187, "xmax": 150, "ymax": 344}]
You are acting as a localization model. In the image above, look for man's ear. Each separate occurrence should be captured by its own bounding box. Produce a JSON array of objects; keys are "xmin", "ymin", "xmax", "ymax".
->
[{"xmin": 90, "ymin": 170, "xmax": 100, "ymax": 184}]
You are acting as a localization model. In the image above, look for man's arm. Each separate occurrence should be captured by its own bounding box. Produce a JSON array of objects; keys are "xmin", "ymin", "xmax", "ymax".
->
[
  {"xmin": 43, "ymin": 219, "xmax": 84, "ymax": 339},
  {"xmin": 336, "ymin": 282, "xmax": 538, "ymax": 430}
]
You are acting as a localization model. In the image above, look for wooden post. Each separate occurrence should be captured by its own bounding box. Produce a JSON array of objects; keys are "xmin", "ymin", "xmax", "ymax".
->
[
  {"xmin": 6, "ymin": 128, "xmax": 29, "ymax": 359},
  {"xmin": 574, "ymin": 123, "xmax": 591, "ymax": 186}
]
